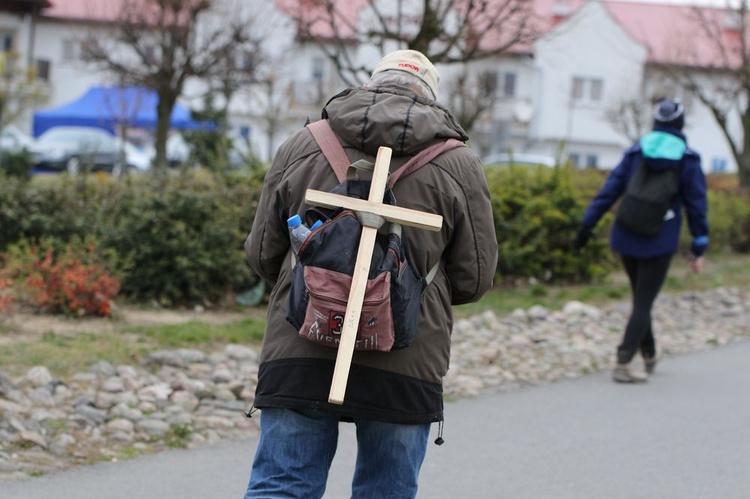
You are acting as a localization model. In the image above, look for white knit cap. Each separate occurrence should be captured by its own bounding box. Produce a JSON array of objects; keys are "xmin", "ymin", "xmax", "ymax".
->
[{"xmin": 371, "ymin": 49, "xmax": 440, "ymax": 99}]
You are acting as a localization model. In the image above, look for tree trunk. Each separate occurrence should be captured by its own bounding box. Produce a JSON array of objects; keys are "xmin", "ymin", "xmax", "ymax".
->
[
  {"xmin": 738, "ymin": 154, "xmax": 750, "ymax": 188},
  {"xmin": 738, "ymin": 114, "xmax": 750, "ymax": 188},
  {"xmin": 154, "ymin": 92, "xmax": 177, "ymax": 170}
]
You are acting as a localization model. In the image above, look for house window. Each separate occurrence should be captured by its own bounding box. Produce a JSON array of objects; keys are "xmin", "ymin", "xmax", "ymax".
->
[
  {"xmin": 585, "ymin": 154, "xmax": 598, "ymax": 168},
  {"xmin": 312, "ymin": 57, "xmax": 324, "ymax": 82},
  {"xmin": 571, "ymin": 76, "xmax": 604, "ymax": 103},
  {"xmin": 36, "ymin": 59, "xmax": 51, "ymax": 81},
  {"xmin": 503, "ymin": 72, "xmax": 516, "ymax": 97},
  {"xmin": 590, "ymin": 78, "xmax": 603, "ymax": 101},
  {"xmin": 2, "ymin": 34, "xmax": 13, "ymax": 51},
  {"xmin": 62, "ymin": 40, "xmax": 79, "ymax": 61},
  {"xmin": 478, "ymin": 70, "xmax": 498, "ymax": 98},
  {"xmin": 477, "ymin": 70, "xmax": 516, "ymax": 98},
  {"xmin": 568, "ymin": 153, "xmax": 580, "ymax": 167},
  {"xmin": 572, "ymin": 77, "xmax": 585, "ymax": 100},
  {"xmin": 711, "ymin": 157, "xmax": 728, "ymax": 172}
]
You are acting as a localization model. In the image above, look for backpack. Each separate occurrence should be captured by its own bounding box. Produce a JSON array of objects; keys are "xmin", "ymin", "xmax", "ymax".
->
[
  {"xmin": 615, "ymin": 160, "xmax": 681, "ymax": 237},
  {"xmin": 285, "ymin": 120, "xmax": 465, "ymax": 352}
]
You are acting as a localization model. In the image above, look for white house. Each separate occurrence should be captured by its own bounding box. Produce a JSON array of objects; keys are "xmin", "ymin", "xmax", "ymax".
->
[
  {"xmin": 533, "ymin": 1, "xmax": 648, "ymax": 168},
  {"xmin": 1, "ymin": 0, "xmax": 742, "ymax": 172},
  {"xmin": 461, "ymin": 0, "xmax": 739, "ymax": 171}
]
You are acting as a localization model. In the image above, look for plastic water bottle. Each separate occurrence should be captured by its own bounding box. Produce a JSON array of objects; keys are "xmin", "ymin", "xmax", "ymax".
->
[{"xmin": 288, "ymin": 215, "xmax": 312, "ymax": 255}]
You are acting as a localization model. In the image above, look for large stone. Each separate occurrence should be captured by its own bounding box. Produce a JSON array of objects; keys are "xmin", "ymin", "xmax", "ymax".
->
[
  {"xmin": 136, "ymin": 419, "xmax": 170, "ymax": 437},
  {"xmin": 225, "ymin": 344, "xmax": 257, "ymax": 361},
  {"xmin": 0, "ymin": 398, "xmax": 29, "ymax": 417},
  {"xmin": 25, "ymin": 366, "xmax": 53, "ymax": 388},
  {"xmin": 102, "ymin": 376, "xmax": 125, "ymax": 393},
  {"xmin": 104, "ymin": 419, "xmax": 135, "ymax": 435},
  {"xmin": 137, "ymin": 383, "xmax": 172, "ymax": 402},
  {"xmin": 74, "ymin": 405, "xmax": 107, "ymax": 424},
  {"xmin": 15, "ymin": 430, "xmax": 47, "ymax": 449}
]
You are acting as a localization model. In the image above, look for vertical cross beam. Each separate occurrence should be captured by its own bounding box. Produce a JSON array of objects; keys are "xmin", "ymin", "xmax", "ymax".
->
[{"xmin": 304, "ymin": 146, "xmax": 443, "ymax": 405}]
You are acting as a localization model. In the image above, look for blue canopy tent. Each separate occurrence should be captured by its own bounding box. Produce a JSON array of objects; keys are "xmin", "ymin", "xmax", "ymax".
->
[{"xmin": 33, "ymin": 86, "xmax": 211, "ymax": 137}]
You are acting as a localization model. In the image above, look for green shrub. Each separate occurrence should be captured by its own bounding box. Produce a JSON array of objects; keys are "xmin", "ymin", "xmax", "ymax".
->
[
  {"xmin": 694, "ymin": 187, "xmax": 750, "ymax": 253},
  {"xmin": 0, "ymin": 171, "xmax": 263, "ymax": 308},
  {"xmin": 0, "ymin": 149, "xmax": 34, "ymax": 179},
  {"xmin": 0, "ymin": 175, "xmax": 101, "ymax": 252},
  {"xmin": 99, "ymin": 172, "xmax": 261, "ymax": 306},
  {"xmin": 4, "ymin": 161, "xmax": 744, "ymax": 308},
  {"xmin": 485, "ymin": 165, "xmax": 615, "ymax": 284}
]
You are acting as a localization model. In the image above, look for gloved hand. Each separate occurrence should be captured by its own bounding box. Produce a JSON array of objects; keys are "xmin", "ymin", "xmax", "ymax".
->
[
  {"xmin": 690, "ymin": 236, "xmax": 708, "ymax": 258},
  {"xmin": 572, "ymin": 226, "xmax": 593, "ymax": 251}
]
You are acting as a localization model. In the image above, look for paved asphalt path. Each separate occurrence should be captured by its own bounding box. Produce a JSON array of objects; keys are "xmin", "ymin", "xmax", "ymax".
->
[{"xmin": 3, "ymin": 339, "xmax": 749, "ymax": 499}]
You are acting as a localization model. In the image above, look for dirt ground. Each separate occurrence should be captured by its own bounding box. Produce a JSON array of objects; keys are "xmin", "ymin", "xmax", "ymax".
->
[{"xmin": 0, "ymin": 303, "xmax": 254, "ymax": 346}]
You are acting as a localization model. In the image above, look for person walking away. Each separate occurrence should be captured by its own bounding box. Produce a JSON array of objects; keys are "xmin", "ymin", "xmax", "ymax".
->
[
  {"xmin": 572, "ymin": 99, "xmax": 709, "ymax": 383},
  {"xmin": 242, "ymin": 49, "xmax": 498, "ymax": 498}
]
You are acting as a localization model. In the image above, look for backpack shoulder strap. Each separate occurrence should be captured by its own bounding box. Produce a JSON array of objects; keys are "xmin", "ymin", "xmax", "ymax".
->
[
  {"xmin": 308, "ymin": 119, "xmax": 467, "ymax": 187},
  {"xmin": 389, "ymin": 139, "xmax": 466, "ymax": 284},
  {"xmin": 387, "ymin": 139, "xmax": 466, "ymax": 188},
  {"xmin": 307, "ymin": 120, "xmax": 349, "ymax": 183},
  {"xmin": 308, "ymin": 121, "xmax": 455, "ymax": 284}
]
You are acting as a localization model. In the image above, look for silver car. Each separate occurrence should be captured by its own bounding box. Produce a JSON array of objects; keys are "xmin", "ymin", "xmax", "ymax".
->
[
  {"xmin": 1, "ymin": 125, "xmax": 35, "ymax": 153},
  {"xmin": 31, "ymin": 127, "xmax": 125, "ymax": 174}
]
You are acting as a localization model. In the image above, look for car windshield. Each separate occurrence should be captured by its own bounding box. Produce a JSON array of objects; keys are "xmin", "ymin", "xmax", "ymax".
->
[{"xmin": 39, "ymin": 129, "xmax": 113, "ymax": 146}]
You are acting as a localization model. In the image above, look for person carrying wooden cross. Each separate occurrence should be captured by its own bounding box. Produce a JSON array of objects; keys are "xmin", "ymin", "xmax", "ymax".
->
[{"xmin": 243, "ymin": 49, "xmax": 497, "ymax": 499}]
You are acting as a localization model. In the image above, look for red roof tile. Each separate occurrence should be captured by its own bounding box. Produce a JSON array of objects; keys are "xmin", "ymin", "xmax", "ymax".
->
[
  {"xmin": 511, "ymin": 0, "xmax": 746, "ymax": 69},
  {"xmin": 43, "ymin": 0, "xmax": 123, "ymax": 21}
]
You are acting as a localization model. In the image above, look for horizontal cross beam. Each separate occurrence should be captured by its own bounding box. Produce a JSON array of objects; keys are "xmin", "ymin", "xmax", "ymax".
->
[{"xmin": 304, "ymin": 190, "xmax": 442, "ymax": 232}]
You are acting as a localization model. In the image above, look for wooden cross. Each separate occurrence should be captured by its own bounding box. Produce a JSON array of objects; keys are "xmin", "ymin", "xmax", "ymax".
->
[{"xmin": 305, "ymin": 146, "xmax": 443, "ymax": 405}]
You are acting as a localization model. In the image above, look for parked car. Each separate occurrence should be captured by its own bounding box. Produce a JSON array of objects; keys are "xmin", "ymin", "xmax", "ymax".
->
[
  {"xmin": 1, "ymin": 125, "xmax": 35, "ymax": 153},
  {"xmin": 166, "ymin": 133, "xmax": 191, "ymax": 166},
  {"xmin": 121, "ymin": 133, "xmax": 190, "ymax": 168},
  {"xmin": 114, "ymin": 137, "xmax": 153, "ymax": 173},
  {"xmin": 483, "ymin": 153, "xmax": 557, "ymax": 168},
  {"xmin": 31, "ymin": 126, "xmax": 125, "ymax": 174}
]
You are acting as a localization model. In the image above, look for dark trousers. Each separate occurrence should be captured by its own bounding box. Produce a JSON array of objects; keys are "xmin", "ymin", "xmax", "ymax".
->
[{"xmin": 618, "ymin": 253, "xmax": 673, "ymax": 364}]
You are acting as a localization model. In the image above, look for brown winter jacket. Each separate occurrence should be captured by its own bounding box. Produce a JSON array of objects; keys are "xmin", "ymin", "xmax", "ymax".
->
[{"xmin": 245, "ymin": 85, "xmax": 498, "ymax": 424}]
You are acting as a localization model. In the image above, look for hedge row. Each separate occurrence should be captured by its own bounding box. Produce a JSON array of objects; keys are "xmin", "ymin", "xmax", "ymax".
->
[
  {"xmin": 486, "ymin": 165, "xmax": 615, "ymax": 284},
  {"xmin": 0, "ymin": 170, "xmax": 262, "ymax": 307},
  {"xmin": 1, "ymin": 166, "xmax": 748, "ymax": 307}
]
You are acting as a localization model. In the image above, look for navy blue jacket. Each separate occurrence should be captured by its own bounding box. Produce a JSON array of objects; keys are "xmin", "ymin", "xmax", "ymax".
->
[{"xmin": 581, "ymin": 125, "xmax": 709, "ymax": 258}]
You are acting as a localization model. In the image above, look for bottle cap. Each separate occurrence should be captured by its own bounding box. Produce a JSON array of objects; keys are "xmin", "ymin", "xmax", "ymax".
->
[
  {"xmin": 287, "ymin": 214, "xmax": 302, "ymax": 228},
  {"xmin": 310, "ymin": 220, "xmax": 323, "ymax": 230}
]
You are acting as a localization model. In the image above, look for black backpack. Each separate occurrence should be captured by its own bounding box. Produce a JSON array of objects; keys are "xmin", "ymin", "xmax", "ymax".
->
[
  {"xmin": 615, "ymin": 160, "xmax": 681, "ymax": 237},
  {"xmin": 285, "ymin": 120, "xmax": 464, "ymax": 352}
]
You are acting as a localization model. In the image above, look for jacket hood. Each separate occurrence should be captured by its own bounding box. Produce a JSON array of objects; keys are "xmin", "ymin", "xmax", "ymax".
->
[
  {"xmin": 641, "ymin": 128, "xmax": 686, "ymax": 171},
  {"xmin": 321, "ymin": 86, "xmax": 469, "ymax": 157}
]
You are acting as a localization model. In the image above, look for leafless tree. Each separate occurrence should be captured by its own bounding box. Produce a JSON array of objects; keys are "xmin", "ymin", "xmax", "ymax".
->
[
  {"xmin": 245, "ymin": 73, "xmax": 290, "ymax": 162},
  {"xmin": 662, "ymin": 1, "xmax": 750, "ymax": 187},
  {"xmin": 447, "ymin": 66, "xmax": 501, "ymax": 132},
  {"xmin": 281, "ymin": 0, "xmax": 537, "ymax": 130},
  {"xmin": 0, "ymin": 51, "xmax": 48, "ymax": 132},
  {"xmin": 81, "ymin": 0, "xmax": 265, "ymax": 169},
  {"xmin": 605, "ymin": 96, "xmax": 655, "ymax": 145}
]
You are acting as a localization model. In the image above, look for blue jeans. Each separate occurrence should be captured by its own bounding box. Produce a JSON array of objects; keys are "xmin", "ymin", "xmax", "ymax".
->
[{"xmin": 243, "ymin": 407, "xmax": 431, "ymax": 499}]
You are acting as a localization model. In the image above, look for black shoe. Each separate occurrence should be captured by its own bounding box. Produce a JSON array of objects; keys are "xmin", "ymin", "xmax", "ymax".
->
[{"xmin": 643, "ymin": 354, "xmax": 659, "ymax": 375}]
